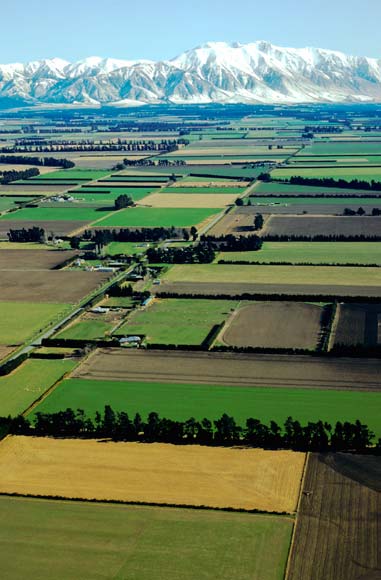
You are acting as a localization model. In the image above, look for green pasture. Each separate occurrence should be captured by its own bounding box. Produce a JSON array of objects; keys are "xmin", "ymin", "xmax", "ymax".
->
[
  {"xmin": 0, "ymin": 358, "xmax": 75, "ymax": 416},
  {"xmin": 217, "ymin": 242, "xmax": 381, "ymax": 265},
  {"xmin": 31, "ymin": 379, "xmax": 381, "ymax": 438},
  {"xmin": 163, "ymin": 264, "xmax": 381, "ymax": 287},
  {"xmin": 0, "ymin": 302, "xmax": 70, "ymax": 345},
  {"xmin": 115, "ymin": 299, "xmax": 237, "ymax": 344},
  {"xmin": 0, "ymin": 497, "xmax": 291, "ymax": 580}
]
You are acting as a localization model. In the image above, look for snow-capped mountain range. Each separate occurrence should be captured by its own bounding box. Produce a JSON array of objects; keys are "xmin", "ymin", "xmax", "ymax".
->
[{"xmin": 1, "ymin": 41, "xmax": 381, "ymax": 107}]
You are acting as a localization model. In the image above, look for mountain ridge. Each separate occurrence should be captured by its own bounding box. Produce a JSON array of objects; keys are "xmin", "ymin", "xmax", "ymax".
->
[{"xmin": 1, "ymin": 41, "xmax": 381, "ymax": 107}]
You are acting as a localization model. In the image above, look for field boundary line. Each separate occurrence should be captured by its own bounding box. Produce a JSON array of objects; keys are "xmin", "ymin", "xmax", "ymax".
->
[
  {"xmin": 327, "ymin": 302, "xmax": 341, "ymax": 352},
  {"xmin": 284, "ymin": 451, "xmax": 310, "ymax": 580},
  {"xmin": 0, "ymin": 491, "xmax": 296, "ymax": 518}
]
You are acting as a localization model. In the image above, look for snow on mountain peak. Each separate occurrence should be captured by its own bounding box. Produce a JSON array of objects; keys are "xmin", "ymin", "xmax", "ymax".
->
[{"xmin": 0, "ymin": 41, "xmax": 381, "ymax": 106}]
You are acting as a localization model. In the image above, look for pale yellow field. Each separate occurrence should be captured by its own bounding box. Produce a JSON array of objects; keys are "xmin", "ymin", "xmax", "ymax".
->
[
  {"xmin": 0, "ymin": 436, "xmax": 305, "ymax": 512},
  {"xmin": 0, "ymin": 164, "xmax": 56, "ymax": 174},
  {"xmin": 139, "ymin": 192, "xmax": 237, "ymax": 208}
]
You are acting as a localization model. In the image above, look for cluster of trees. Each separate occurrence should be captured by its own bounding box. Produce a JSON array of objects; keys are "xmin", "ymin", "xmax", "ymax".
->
[
  {"xmin": 88, "ymin": 227, "xmax": 183, "ymax": 250},
  {"xmin": 147, "ymin": 244, "xmax": 215, "ymax": 264},
  {"xmin": 8, "ymin": 227, "xmax": 45, "ymax": 243},
  {"xmin": 2, "ymin": 408, "xmax": 376, "ymax": 452},
  {"xmin": 304, "ymin": 125, "xmax": 342, "ymax": 133},
  {"xmin": 0, "ymin": 154, "xmax": 74, "ymax": 169},
  {"xmin": 114, "ymin": 194, "xmax": 134, "ymax": 210},
  {"xmin": 0, "ymin": 167, "xmax": 39, "ymax": 184},
  {"xmin": 253, "ymin": 213, "xmax": 264, "ymax": 230},
  {"xmin": 200, "ymin": 234, "xmax": 263, "ymax": 251},
  {"xmin": 343, "ymin": 207, "xmax": 381, "ymax": 216}
]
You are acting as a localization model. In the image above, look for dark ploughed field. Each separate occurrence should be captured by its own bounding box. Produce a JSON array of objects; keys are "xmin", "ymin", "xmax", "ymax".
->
[
  {"xmin": 73, "ymin": 349, "xmax": 381, "ymax": 391},
  {"xmin": 287, "ymin": 453, "xmax": 381, "ymax": 580}
]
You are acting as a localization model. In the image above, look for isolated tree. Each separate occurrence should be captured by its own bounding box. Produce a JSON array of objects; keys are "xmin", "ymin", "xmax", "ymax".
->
[
  {"xmin": 254, "ymin": 213, "xmax": 264, "ymax": 231},
  {"xmin": 70, "ymin": 237, "xmax": 81, "ymax": 249},
  {"xmin": 235, "ymin": 197, "xmax": 244, "ymax": 206},
  {"xmin": 190, "ymin": 226, "xmax": 198, "ymax": 241},
  {"xmin": 115, "ymin": 194, "xmax": 133, "ymax": 210}
]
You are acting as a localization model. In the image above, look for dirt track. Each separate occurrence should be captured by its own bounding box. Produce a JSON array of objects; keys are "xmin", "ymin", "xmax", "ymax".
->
[
  {"xmin": 287, "ymin": 453, "xmax": 381, "ymax": 580},
  {"xmin": 73, "ymin": 349, "xmax": 381, "ymax": 391}
]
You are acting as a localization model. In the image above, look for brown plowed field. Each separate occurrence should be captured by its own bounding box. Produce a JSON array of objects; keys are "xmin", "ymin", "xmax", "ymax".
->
[
  {"xmin": 264, "ymin": 215, "xmax": 381, "ymax": 237},
  {"xmin": 334, "ymin": 303, "xmax": 381, "ymax": 347},
  {"xmin": 287, "ymin": 453, "xmax": 381, "ymax": 580},
  {"xmin": 0, "ymin": 270, "xmax": 111, "ymax": 303},
  {"xmin": 155, "ymin": 281, "xmax": 381, "ymax": 298},
  {"xmin": 0, "ymin": 250, "xmax": 77, "ymax": 270},
  {"xmin": 207, "ymin": 212, "xmax": 255, "ymax": 236},
  {"xmin": 0, "ymin": 220, "xmax": 90, "ymax": 238},
  {"xmin": 222, "ymin": 302, "xmax": 322, "ymax": 349},
  {"xmin": 0, "ymin": 436, "xmax": 305, "ymax": 512},
  {"xmin": 73, "ymin": 349, "xmax": 381, "ymax": 391}
]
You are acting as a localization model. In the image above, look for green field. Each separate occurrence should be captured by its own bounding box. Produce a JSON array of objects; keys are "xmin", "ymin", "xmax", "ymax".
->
[
  {"xmin": 55, "ymin": 319, "xmax": 113, "ymax": 341},
  {"xmin": 31, "ymin": 379, "xmax": 381, "ymax": 437},
  {"xmin": 0, "ymin": 302, "xmax": 69, "ymax": 345},
  {"xmin": 163, "ymin": 264, "xmax": 381, "ymax": 286},
  {"xmin": 115, "ymin": 299, "xmax": 237, "ymax": 344},
  {"xmin": 217, "ymin": 242, "xmax": 381, "ymax": 265},
  {"xmin": 249, "ymin": 196, "xmax": 381, "ymax": 206},
  {"xmin": 271, "ymin": 166, "xmax": 381, "ymax": 182},
  {"xmin": 0, "ymin": 359, "xmax": 75, "ymax": 416},
  {"xmin": 296, "ymin": 142, "xmax": 381, "ymax": 156},
  {"xmin": 97, "ymin": 207, "xmax": 219, "ymax": 228},
  {"xmin": 105, "ymin": 241, "xmax": 150, "ymax": 256},
  {"xmin": 253, "ymin": 182, "xmax": 374, "ymax": 196},
  {"xmin": 0, "ymin": 497, "xmax": 291, "ymax": 580},
  {"xmin": 0, "ymin": 207, "xmax": 114, "ymax": 222},
  {"xmin": 0, "ymin": 197, "xmax": 31, "ymax": 212},
  {"xmin": 71, "ymin": 187, "xmax": 154, "ymax": 203},
  {"xmin": 32, "ymin": 170, "xmax": 111, "ymax": 180}
]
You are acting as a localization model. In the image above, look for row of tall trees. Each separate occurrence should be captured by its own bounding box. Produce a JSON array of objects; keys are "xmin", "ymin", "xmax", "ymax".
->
[
  {"xmin": 0, "ymin": 155, "xmax": 74, "ymax": 169},
  {"xmin": 3, "ymin": 408, "xmax": 376, "ymax": 452}
]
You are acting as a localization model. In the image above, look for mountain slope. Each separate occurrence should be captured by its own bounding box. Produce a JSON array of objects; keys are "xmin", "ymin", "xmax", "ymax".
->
[{"xmin": 1, "ymin": 41, "xmax": 381, "ymax": 106}]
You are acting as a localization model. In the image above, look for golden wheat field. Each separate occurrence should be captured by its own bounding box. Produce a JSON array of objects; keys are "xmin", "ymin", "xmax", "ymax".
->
[{"xmin": 0, "ymin": 436, "xmax": 306, "ymax": 512}]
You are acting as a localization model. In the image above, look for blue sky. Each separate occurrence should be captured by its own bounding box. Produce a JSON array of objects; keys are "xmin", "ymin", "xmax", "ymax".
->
[{"xmin": 2, "ymin": 0, "xmax": 379, "ymax": 63}]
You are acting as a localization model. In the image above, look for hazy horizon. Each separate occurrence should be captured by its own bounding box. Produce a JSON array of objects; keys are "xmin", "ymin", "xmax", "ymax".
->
[{"xmin": 1, "ymin": 0, "xmax": 380, "ymax": 64}]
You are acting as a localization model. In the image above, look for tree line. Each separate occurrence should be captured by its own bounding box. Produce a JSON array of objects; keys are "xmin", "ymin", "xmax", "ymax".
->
[
  {"xmin": 7, "ymin": 227, "xmax": 45, "ymax": 243},
  {"xmin": 0, "ymin": 155, "xmax": 75, "ymax": 169},
  {"xmin": 87, "ymin": 227, "xmax": 184, "ymax": 249},
  {"xmin": 147, "ymin": 244, "xmax": 216, "ymax": 264},
  {"xmin": 0, "ymin": 167, "xmax": 40, "ymax": 184},
  {"xmin": 1, "ymin": 408, "xmax": 377, "ymax": 452},
  {"xmin": 287, "ymin": 176, "xmax": 381, "ymax": 191},
  {"xmin": 199, "ymin": 234, "xmax": 263, "ymax": 251}
]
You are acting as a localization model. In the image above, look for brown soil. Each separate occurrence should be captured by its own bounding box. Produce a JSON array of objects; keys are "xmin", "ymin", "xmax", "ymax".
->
[
  {"xmin": 0, "ymin": 270, "xmax": 111, "ymax": 303},
  {"xmin": 263, "ymin": 215, "xmax": 381, "ymax": 237},
  {"xmin": 0, "ymin": 250, "xmax": 77, "ymax": 270},
  {"xmin": 222, "ymin": 302, "xmax": 322, "ymax": 349},
  {"xmin": 73, "ymin": 349, "xmax": 381, "ymax": 391},
  {"xmin": 0, "ymin": 220, "xmax": 90, "ymax": 238},
  {"xmin": 0, "ymin": 436, "xmax": 305, "ymax": 512},
  {"xmin": 287, "ymin": 453, "xmax": 381, "ymax": 580},
  {"xmin": 155, "ymin": 281, "xmax": 381, "ymax": 298},
  {"xmin": 208, "ymin": 212, "xmax": 256, "ymax": 236},
  {"xmin": 334, "ymin": 303, "xmax": 381, "ymax": 347}
]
